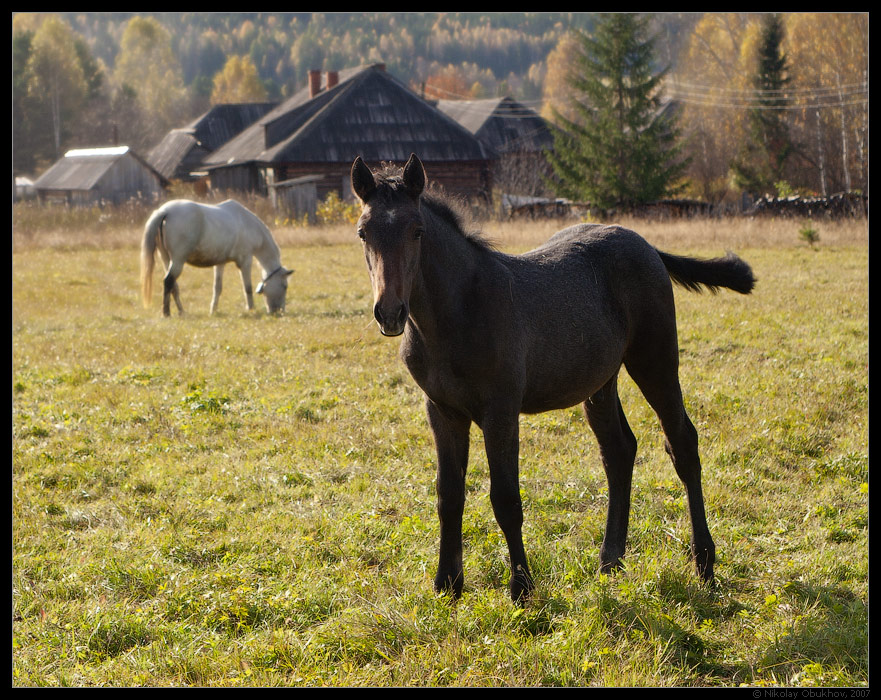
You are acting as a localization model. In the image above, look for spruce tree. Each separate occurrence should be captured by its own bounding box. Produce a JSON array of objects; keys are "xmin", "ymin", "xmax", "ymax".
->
[
  {"xmin": 546, "ymin": 13, "xmax": 688, "ymax": 211},
  {"xmin": 730, "ymin": 13, "xmax": 793, "ymax": 196}
]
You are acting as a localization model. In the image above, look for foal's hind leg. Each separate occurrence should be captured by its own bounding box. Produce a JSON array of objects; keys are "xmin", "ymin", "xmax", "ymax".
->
[
  {"xmin": 625, "ymin": 346, "xmax": 715, "ymax": 581},
  {"xmin": 583, "ymin": 374, "xmax": 638, "ymax": 575}
]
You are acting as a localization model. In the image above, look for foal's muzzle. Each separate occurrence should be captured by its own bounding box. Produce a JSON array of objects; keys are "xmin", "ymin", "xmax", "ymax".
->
[{"xmin": 374, "ymin": 301, "xmax": 409, "ymax": 337}]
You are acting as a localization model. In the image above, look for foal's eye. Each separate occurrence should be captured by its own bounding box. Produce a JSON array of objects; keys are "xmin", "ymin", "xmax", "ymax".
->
[
  {"xmin": 357, "ymin": 228, "xmax": 366, "ymax": 241},
  {"xmin": 414, "ymin": 227, "xmax": 424, "ymax": 240}
]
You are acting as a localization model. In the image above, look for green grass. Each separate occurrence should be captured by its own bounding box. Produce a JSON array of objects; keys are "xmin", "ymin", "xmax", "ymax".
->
[{"xmin": 12, "ymin": 218, "xmax": 868, "ymax": 687}]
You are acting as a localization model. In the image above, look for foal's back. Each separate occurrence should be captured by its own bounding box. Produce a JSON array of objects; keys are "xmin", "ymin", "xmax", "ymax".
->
[
  {"xmin": 517, "ymin": 223, "xmax": 675, "ymax": 323},
  {"xmin": 507, "ymin": 223, "xmax": 677, "ymax": 413}
]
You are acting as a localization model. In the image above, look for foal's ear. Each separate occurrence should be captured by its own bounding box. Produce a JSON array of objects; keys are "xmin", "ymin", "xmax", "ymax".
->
[
  {"xmin": 402, "ymin": 153, "xmax": 425, "ymax": 199},
  {"xmin": 351, "ymin": 156, "xmax": 376, "ymax": 203}
]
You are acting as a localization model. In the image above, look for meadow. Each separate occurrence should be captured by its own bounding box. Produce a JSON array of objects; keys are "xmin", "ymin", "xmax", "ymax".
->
[{"xmin": 12, "ymin": 206, "xmax": 868, "ymax": 687}]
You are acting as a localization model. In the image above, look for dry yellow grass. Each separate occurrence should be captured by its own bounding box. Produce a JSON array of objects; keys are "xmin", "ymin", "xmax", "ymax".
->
[
  {"xmin": 12, "ymin": 198, "xmax": 868, "ymax": 255},
  {"xmin": 483, "ymin": 215, "xmax": 868, "ymax": 252}
]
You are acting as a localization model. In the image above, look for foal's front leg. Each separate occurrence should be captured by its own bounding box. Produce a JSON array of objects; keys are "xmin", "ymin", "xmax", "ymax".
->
[
  {"xmin": 483, "ymin": 411, "xmax": 534, "ymax": 603},
  {"xmin": 426, "ymin": 399, "xmax": 470, "ymax": 599}
]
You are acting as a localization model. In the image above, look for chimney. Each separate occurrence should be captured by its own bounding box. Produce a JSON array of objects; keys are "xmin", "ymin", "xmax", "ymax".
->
[
  {"xmin": 308, "ymin": 69, "xmax": 321, "ymax": 98},
  {"xmin": 327, "ymin": 71, "xmax": 339, "ymax": 90}
]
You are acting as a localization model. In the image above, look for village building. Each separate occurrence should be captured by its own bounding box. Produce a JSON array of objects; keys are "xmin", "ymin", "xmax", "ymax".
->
[
  {"xmin": 32, "ymin": 146, "xmax": 167, "ymax": 206},
  {"xmin": 14, "ymin": 176, "xmax": 36, "ymax": 201},
  {"xmin": 437, "ymin": 96, "xmax": 560, "ymax": 210},
  {"xmin": 436, "ymin": 96, "xmax": 554, "ymax": 160},
  {"xmin": 146, "ymin": 102, "xmax": 277, "ymax": 183},
  {"xmin": 201, "ymin": 64, "xmax": 496, "ymax": 209}
]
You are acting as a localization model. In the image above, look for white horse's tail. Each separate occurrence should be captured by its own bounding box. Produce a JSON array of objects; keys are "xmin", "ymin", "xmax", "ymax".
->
[{"xmin": 141, "ymin": 208, "xmax": 167, "ymax": 308}]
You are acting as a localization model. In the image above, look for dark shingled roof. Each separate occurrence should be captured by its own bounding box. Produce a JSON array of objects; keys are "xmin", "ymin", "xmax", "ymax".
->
[
  {"xmin": 147, "ymin": 131, "xmax": 202, "ymax": 181},
  {"xmin": 147, "ymin": 102, "xmax": 277, "ymax": 180},
  {"xmin": 186, "ymin": 102, "xmax": 278, "ymax": 152},
  {"xmin": 436, "ymin": 97, "xmax": 555, "ymax": 155},
  {"xmin": 203, "ymin": 64, "xmax": 495, "ymax": 169}
]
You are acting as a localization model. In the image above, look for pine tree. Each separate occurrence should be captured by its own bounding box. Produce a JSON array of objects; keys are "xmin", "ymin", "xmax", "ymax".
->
[
  {"xmin": 546, "ymin": 13, "xmax": 688, "ymax": 211},
  {"xmin": 730, "ymin": 13, "xmax": 793, "ymax": 196}
]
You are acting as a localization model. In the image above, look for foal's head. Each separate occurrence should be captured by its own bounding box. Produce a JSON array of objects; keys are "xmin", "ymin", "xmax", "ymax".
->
[{"xmin": 351, "ymin": 153, "xmax": 426, "ymax": 336}]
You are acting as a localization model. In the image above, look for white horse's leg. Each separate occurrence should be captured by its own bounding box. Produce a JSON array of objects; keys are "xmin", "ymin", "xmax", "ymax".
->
[
  {"xmin": 157, "ymin": 235, "xmax": 183, "ymax": 316},
  {"xmin": 238, "ymin": 257, "xmax": 254, "ymax": 311},
  {"xmin": 162, "ymin": 260, "xmax": 185, "ymax": 317},
  {"xmin": 211, "ymin": 264, "xmax": 224, "ymax": 314},
  {"xmin": 171, "ymin": 281, "xmax": 183, "ymax": 315}
]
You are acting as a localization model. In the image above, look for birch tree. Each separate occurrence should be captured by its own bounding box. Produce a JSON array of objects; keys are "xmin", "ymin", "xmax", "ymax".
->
[{"xmin": 25, "ymin": 15, "xmax": 87, "ymax": 161}]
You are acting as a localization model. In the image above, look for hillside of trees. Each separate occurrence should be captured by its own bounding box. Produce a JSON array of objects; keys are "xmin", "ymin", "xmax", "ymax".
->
[{"xmin": 13, "ymin": 12, "xmax": 868, "ymax": 204}]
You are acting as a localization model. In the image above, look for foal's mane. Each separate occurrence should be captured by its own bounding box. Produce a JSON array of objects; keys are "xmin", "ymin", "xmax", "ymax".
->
[{"xmin": 373, "ymin": 162, "xmax": 495, "ymax": 251}]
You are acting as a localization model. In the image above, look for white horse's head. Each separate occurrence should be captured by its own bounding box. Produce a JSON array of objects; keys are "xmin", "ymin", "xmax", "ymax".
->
[{"xmin": 257, "ymin": 266, "xmax": 293, "ymax": 313}]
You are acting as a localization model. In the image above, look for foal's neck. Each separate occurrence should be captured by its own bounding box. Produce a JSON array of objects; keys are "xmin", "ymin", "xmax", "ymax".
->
[{"xmin": 409, "ymin": 205, "xmax": 492, "ymax": 337}]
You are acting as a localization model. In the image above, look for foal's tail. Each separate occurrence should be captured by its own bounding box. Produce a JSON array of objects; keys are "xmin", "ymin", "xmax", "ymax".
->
[
  {"xmin": 657, "ymin": 249, "xmax": 755, "ymax": 295},
  {"xmin": 140, "ymin": 209, "xmax": 167, "ymax": 308}
]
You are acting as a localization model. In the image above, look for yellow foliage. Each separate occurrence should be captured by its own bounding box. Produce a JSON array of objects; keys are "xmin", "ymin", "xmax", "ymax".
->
[
  {"xmin": 315, "ymin": 191, "xmax": 360, "ymax": 226},
  {"xmin": 211, "ymin": 55, "xmax": 267, "ymax": 105}
]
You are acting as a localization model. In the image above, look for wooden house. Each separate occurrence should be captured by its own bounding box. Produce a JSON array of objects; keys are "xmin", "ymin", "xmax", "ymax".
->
[
  {"xmin": 33, "ymin": 146, "xmax": 166, "ymax": 206},
  {"xmin": 201, "ymin": 64, "xmax": 496, "ymax": 203},
  {"xmin": 437, "ymin": 97, "xmax": 556, "ymax": 198},
  {"xmin": 146, "ymin": 102, "xmax": 277, "ymax": 182},
  {"xmin": 436, "ymin": 96, "xmax": 554, "ymax": 156}
]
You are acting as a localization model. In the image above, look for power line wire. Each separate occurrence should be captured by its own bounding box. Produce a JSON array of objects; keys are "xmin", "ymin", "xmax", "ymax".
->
[
  {"xmin": 667, "ymin": 93, "xmax": 868, "ymax": 111},
  {"xmin": 426, "ymin": 78, "xmax": 868, "ymax": 116},
  {"xmin": 670, "ymin": 79, "xmax": 868, "ymax": 97}
]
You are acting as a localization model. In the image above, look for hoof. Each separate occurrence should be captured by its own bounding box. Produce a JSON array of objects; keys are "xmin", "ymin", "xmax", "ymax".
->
[
  {"xmin": 692, "ymin": 543, "xmax": 716, "ymax": 583},
  {"xmin": 599, "ymin": 542, "xmax": 626, "ymax": 576},
  {"xmin": 599, "ymin": 551, "xmax": 625, "ymax": 576},
  {"xmin": 434, "ymin": 571, "xmax": 463, "ymax": 600},
  {"xmin": 510, "ymin": 564, "xmax": 534, "ymax": 604},
  {"xmin": 695, "ymin": 556, "xmax": 715, "ymax": 583},
  {"xmin": 599, "ymin": 560, "xmax": 624, "ymax": 576}
]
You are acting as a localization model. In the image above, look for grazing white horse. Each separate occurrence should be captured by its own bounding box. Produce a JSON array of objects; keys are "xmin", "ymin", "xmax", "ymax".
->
[{"xmin": 141, "ymin": 199, "xmax": 292, "ymax": 316}]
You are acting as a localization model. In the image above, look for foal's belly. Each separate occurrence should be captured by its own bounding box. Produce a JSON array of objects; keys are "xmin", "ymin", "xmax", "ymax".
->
[
  {"xmin": 403, "ymin": 333, "xmax": 622, "ymax": 421},
  {"xmin": 519, "ymin": 366, "xmax": 615, "ymax": 414},
  {"xmin": 520, "ymin": 388, "xmax": 595, "ymax": 415}
]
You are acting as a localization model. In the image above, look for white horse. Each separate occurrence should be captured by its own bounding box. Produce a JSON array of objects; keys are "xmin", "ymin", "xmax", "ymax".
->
[{"xmin": 141, "ymin": 199, "xmax": 292, "ymax": 316}]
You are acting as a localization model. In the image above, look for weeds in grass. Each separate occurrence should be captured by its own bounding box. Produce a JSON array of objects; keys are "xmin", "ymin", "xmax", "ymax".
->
[{"xmin": 799, "ymin": 222, "xmax": 820, "ymax": 248}]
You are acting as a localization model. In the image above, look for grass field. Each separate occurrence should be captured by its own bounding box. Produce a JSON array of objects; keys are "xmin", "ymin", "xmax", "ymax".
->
[{"xmin": 12, "ymin": 209, "xmax": 868, "ymax": 687}]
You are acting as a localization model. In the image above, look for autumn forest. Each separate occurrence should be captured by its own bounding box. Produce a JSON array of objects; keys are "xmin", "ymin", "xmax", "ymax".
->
[{"xmin": 12, "ymin": 12, "xmax": 868, "ymax": 204}]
